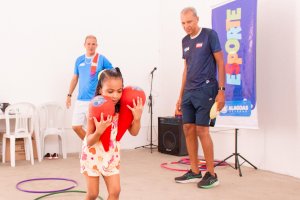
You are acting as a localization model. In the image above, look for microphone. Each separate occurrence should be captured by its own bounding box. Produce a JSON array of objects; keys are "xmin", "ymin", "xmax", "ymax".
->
[{"xmin": 150, "ymin": 67, "xmax": 157, "ymax": 74}]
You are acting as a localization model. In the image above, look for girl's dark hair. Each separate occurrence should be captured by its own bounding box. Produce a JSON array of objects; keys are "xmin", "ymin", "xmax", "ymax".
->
[
  {"xmin": 95, "ymin": 67, "xmax": 123, "ymax": 112},
  {"xmin": 95, "ymin": 67, "xmax": 123, "ymax": 96}
]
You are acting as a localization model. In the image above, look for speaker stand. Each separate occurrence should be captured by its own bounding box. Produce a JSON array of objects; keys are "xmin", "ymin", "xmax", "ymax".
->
[
  {"xmin": 135, "ymin": 69, "xmax": 158, "ymax": 153},
  {"xmin": 214, "ymin": 128, "xmax": 257, "ymax": 176}
]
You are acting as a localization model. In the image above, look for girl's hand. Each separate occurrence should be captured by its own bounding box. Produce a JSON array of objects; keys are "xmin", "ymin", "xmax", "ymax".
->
[
  {"xmin": 93, "ymin": 113, "xmax": 112, "ymax": 135},
  {"xmin": 127, "ymin": 96, "xmax": 144, "ymax": 121}
]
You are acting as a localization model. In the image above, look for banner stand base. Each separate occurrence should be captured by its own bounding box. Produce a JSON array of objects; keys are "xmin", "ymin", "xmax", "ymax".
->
[{"xmin": 214, "ymin": 128, "xmax": 257, "ymax": 176}]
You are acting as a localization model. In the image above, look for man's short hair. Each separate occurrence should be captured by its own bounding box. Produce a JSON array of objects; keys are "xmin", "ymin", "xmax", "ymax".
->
[
  {"xmin": 85, "ymin": 35, "xmax": 97, "ymax": 43},
  {"xmin": 181, "ymin": 7, "xmax": 198, "ymax": 17}
]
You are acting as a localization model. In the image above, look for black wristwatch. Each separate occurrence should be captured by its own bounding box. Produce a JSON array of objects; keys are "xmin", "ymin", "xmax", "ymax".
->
[
  {"xmin": 218, "ymin": 87, "xmax": 225, "ymax": 91},
  {"xmin": 67, "ymin": 94, "xmax": 72, "ymax": 97}
]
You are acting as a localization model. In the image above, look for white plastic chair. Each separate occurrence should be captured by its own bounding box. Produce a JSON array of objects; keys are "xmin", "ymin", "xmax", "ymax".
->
[
  {"xmin": 2, "ymin": 102, "xmax": 36, "ymax": 167},
  {"xmin": 38, "ymin": 102, "xmax": 67, "ymax": 159}
]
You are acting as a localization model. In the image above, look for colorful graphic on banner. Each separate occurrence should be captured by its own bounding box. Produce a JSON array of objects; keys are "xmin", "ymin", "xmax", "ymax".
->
[{"xmin": 212, "ymin": 0, "xmax": 257, "ymax": 118}]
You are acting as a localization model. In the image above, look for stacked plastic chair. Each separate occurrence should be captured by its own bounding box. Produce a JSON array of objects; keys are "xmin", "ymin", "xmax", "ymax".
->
[{"xmin": 38, "ymin": 102, "xmax": 67, "ymax": 159}]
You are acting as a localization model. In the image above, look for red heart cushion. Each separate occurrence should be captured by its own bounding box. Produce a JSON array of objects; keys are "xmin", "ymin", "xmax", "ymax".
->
[
  {"xmin": 89, "ymin": 95, "xmax": 115, "ymax": 121},
  {"xmin": 117, "ymin": 86, "xmax": 146, "ymax": 141},
  {"xmin": 89, "ymin": 95, "xmax": 115, "ymax": 152}
]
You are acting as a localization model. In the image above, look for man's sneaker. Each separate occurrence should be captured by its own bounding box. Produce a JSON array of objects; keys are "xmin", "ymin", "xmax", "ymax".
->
[
  {"xmin": 197, "ymin": 172, "xmax": 219, "ymax": 189},
  {"xmin": 175, "ymin": 169, "xmax": 202, "ymax": 183}
]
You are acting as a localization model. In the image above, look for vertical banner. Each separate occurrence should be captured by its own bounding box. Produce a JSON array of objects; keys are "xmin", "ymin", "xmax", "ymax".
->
[{"xmin": 212, "ymin": 0, "xmax": 258, "ymax": 129}]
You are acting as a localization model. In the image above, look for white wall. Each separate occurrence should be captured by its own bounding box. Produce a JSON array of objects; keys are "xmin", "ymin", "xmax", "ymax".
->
[
  {"xmin": 0, "ymin": 0, "xmax": 160, "ymax": 152},
  {"xmin": 256, "ymin": 0, "xmax": 300, "ymax": 177},
  {"xmin": 1, "ymin": 0, "xmax": 300, "ymax": 178}
]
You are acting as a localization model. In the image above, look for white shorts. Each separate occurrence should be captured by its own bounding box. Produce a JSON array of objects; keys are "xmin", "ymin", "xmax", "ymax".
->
[{"xmin": 72, "ymin": 100, "xmax": 90, "ymax": 127}]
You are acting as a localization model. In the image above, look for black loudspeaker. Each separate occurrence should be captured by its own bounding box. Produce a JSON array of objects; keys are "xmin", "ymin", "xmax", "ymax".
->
[{"xmin": 158, "ymin": 117, "xmax": 188, "ymax": 156}]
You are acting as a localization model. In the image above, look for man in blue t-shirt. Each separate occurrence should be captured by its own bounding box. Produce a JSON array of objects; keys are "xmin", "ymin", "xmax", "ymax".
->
[
  {"xmin": 174, "ymin": 7, "xmax": 225, "ymax": 188},
  {"xmin": 66, "ymin": 35, "xmax": 112, "ymax": 140}
]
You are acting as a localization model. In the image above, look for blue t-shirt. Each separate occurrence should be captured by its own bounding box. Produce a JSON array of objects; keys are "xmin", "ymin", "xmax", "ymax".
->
[
  {"xmin": 182, "ymin": 28, "xmax": 221, "ymax": 90},
  {"xmin": 74, "ymin": 54, "xmax": 112, "ymax": 101}
]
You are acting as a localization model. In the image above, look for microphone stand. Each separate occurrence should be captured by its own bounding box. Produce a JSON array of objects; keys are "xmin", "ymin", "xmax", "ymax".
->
[{"xmin": 135, "ymin": 69, "xmax": 158, "ymax": 153}]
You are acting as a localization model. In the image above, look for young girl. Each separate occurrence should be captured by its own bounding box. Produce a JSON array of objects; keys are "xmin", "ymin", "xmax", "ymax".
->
[{"xmin": 80, "ymin": 68, "xmax": 144, "ymax": 200}]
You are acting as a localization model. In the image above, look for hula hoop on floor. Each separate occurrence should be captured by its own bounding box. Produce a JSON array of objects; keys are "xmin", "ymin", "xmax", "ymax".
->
[
  {"xmin": 178, "ymin": 157, "xmax": 207, "ymax": 165},
  {"xmin": 16, "ymin": 178, "xmax": 78, "ymax": 193},
  {"xmin": 161, "ymin": 157, "xmax": 228, "ymax": 172},
  {"xmin": 160, "ymin": 162, "xmax": 207, "ymax": 172},
  {"xmin": 33, "ymin": 190, "xmax": 103, "ymax": 200}
]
